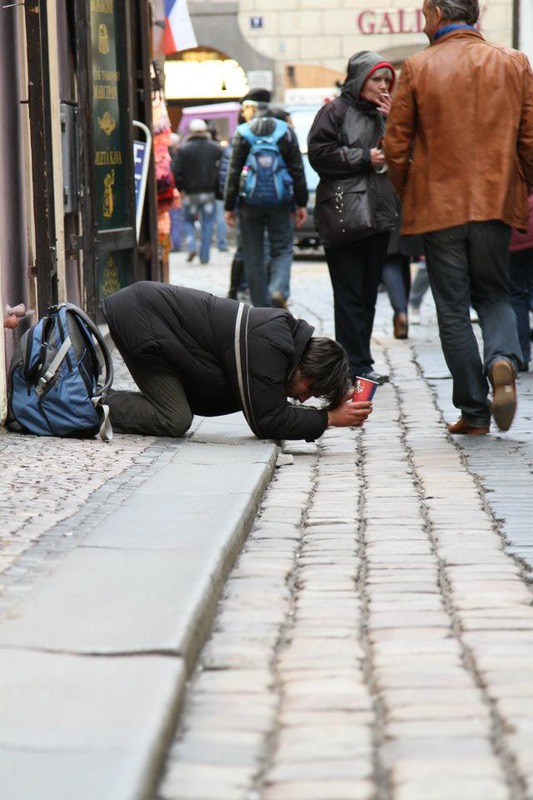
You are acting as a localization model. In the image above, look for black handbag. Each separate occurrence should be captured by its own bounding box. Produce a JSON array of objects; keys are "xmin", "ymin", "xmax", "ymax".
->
[{"xmin": 314, "ymin": 174, "xmax": 376, "ymax": 247}]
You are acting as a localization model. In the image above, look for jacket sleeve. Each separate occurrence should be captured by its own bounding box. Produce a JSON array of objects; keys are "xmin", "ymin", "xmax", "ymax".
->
[
  {"xmin": 518, "ymin": 54, "xmax": 533, "ymax": 190},
  {"xmin": 171, "ymin": 149, "xmax": 184, "ymax": 192},
  {"xmin": 382, "ymin": 62, "xmax": 416, "ymax": 199},
  {"xmin": 224, "ymin": 133, "xmax": 249, "ymax": 211},
  {"xmin": 280, "ymin": 128, "xmax": 309, "ymax": 208},
  {"xmin": 307, "ymin": 102, "xmax": 371, "ymax": 177},
  {"xmin": 240, "ymin": 319, "xmax": 329, "ymax": 442}
]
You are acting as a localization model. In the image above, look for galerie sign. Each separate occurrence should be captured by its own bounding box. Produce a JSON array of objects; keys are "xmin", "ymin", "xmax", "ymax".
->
[
  {"xmin": 357, "ymin": 9, "xmax": 424, "ymax": 34},
  {"xmin": 357, "ymin": 7, "xmax": 486, "ymax": 34}
]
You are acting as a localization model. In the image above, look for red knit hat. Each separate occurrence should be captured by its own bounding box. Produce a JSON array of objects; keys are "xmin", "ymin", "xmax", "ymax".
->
[{"xmin": 364, "ymin": 61, "xmax": 396, "ymax": 93}]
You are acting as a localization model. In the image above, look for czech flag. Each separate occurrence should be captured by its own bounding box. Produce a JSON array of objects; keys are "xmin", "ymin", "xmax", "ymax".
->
[{"xmin": 163, "ymin": 0, "xmax": 198, "ymax": 55}]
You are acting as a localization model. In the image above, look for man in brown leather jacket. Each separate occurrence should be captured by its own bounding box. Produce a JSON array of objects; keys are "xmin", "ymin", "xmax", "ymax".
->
[{"xmin": 384, "ymin": 0, "xmax": 533, "ymax": 435}]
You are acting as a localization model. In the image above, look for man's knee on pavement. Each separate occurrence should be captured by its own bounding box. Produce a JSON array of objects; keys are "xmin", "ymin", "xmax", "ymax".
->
[{"xmin": 161, "ymin": 407, "xmax": 193, "ymax": 438}]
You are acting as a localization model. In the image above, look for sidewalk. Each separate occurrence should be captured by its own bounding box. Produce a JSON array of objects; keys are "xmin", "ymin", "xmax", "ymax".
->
[{"xmin": 2, "ymin": 250, "xmax": 533, "ymax": 799}]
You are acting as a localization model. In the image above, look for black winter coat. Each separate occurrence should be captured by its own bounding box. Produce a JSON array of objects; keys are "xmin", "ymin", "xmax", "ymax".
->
[
  {"xmin": 308, "ymin": 51, "xmax": 398, "ymax": 241},
  {"xmin": 172, "ymin": 134, "xmax": 223, "ymax": 195},
  {"xmin": 224, "ymin": 115, "xmax": 308, "ymax": 211},
  {"xmin": 102, "ymin": 282, "xmax": 328, "ymax": 441}
]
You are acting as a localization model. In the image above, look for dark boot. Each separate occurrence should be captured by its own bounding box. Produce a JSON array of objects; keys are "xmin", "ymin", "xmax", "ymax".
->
[{"xmin": 228, "ymin": 257, "xmax": 244, "ymax": 299}]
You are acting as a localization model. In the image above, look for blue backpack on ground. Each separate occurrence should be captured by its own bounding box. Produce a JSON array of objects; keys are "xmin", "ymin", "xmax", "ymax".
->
[
  {"xmin": 7, "ymin": 303, "xmax": 114, "ymax": 440},
  {"xmin": 238, "ymin": 119, "xmax": 294, "ymax": 207}
]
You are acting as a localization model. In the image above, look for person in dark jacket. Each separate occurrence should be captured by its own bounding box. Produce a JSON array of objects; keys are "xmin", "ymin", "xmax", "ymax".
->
[
  {"xmin": 381, "ymin": 197, "xmax": 425, "ymax": 339},
  {"xmin": 308, "ymin": 52, "xmax": 398, "ymax": 385},
  {"xmin": 509, "ymin": 192, "xmax": 533, "ymax": 371},
  {"xmin": 102, "ymin": 282, "xmax": 373, "ymax": 441},
  {"xmin": 172, "ymin": 119, "xmax": 223, "ymax": 264},
  {"xmin": 224, "ymin": 90, "xmax": 308, "ymax": 309}
]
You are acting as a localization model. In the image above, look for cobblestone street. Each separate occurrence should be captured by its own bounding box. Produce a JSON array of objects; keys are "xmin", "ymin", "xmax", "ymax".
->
[
  {"xmin": 159, "ymin": 250, "xmax": 533, "ymax": 800},
  {"xmin": 2, "ymin": 248, "xmax": 533, "ymax": 799}
]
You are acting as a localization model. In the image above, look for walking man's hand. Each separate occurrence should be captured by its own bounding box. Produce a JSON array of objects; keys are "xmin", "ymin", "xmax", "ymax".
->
[{"xmin": 225, "ymin": 210, "xmax": 236, "ymax": 228}]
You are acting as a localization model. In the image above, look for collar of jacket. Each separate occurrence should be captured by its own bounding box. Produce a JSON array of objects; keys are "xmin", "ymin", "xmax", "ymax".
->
[
  {"xmin": 433, "ymin": 24, "xmax": 481, "ymax": 42},
  {"xmin": 340, "ymin": 95, "xmax": 379, "ymax": 116}
]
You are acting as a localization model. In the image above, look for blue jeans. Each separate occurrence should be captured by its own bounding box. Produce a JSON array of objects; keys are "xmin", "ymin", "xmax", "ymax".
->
[
  {"xmin": 423, "ymin": 221, "xmax": 521, "ymax": 426},
  {"xmin": 170, "ymin": 207, "xmax": 183, "ymax": 251},
  {"xmin": 239, "ymin": 204, "xmax": 294, "ymax": 307},
  {"xmin": 182, "ymin": 194, "xmax": 217, "ymax": 263},
  {"xmin": 382, "ymin": 254, "xmax": 411, "ymax": 316},
  {"xmin": 409, "ymin": 261, "xmax": 429, "ymax": 309},
  {"xmin": 509, "ymin": 248, "xmax": 533, "ymax": 365},
  {"xmin": 215, "ymin": 200, "xmax": 228, "ymax": 250}
]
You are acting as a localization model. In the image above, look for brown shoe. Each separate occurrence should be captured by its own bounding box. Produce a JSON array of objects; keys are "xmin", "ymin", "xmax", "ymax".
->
[
  {"xmin": 393, "ymin": 312, "xmax": 408, "ymax": 339},
  {"xmin": 489, "ymin": 359, "xmax": 516, "ymax": 432},
  {"xmin": 448, "ymin": 417, "xmax": 490, "ymax": 435}
]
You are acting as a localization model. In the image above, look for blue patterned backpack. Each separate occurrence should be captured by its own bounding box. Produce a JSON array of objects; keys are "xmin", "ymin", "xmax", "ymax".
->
[{"xmin": 7, "ymin": 303, "xmax": 114, "ymax": 440}]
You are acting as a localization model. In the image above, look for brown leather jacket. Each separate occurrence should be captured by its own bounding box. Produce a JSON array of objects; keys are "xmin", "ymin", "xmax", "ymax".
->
[{"xmin": 384, "ymin": 29, "xmax": 533, "ymax": 235}]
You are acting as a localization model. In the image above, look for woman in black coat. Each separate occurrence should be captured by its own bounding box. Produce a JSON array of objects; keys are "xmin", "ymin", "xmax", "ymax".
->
[{"xmin": 308, "ymin": 51, "xmax": 398, "ymax": 384}]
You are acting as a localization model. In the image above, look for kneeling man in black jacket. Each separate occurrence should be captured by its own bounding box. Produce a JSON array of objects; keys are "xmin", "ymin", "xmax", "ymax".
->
[{"xmin": 102, "ymin": 282, "xmax": 372, "ymax": 441}]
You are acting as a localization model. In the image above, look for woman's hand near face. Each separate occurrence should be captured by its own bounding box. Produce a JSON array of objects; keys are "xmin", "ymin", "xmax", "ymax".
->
[{"xmin": 377, "ymin": 92, "xmax": 392, "ymax": 115}]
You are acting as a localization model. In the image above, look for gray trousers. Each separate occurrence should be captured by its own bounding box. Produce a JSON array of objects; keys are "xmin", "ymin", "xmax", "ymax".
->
[{"xmin": 107, "ymin": 342, "xmax": 193, "ymax": 437}]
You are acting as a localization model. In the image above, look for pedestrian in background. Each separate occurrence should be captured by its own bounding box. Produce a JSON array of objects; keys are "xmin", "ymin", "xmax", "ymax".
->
[
  {"xmin": 381, "ymin": 197, "xmax": 424, "ymax": 339},
  {"xmin": 509, "ymin": 191, "xmax": 533, "ymax": 372},
  {"xmin": 224, "ymin": 89, "xmax": 308, "ymax": 309},
  {"xmin": 408, "ymin": 258, "xmax": 430, "ymax": 325},
  {"xmin": 171, "ymin": 118, "xmax": 223, "ymax": 265},
  {"xmin": 308, "ymin": 51, "xmax": 398, "ymax": 385},
  {"xmin": 207, "ymin": 124, "xmax": 229, "ymax": 253},
  {"xmin": 384, "ymin": 0, "xmax": 533, "ymax": 434}
]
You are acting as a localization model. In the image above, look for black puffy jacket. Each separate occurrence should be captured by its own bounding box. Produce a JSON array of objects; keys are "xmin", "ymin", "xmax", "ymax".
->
[
  {"xmin": 102, "ymin": 282, "xmax": 328, "ymax": 441},
  {"xmin": 308, "ymin": 51, "xmax": 398, "ymax": 237},
  {"xmin": 172, "ymin": 133, "xmax": 223, "ymax": 195}
]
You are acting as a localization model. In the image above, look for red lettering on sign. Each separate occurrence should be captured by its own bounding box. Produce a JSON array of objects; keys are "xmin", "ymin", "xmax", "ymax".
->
[
  {"xmin": 356, "ymin": 8, "xmax": 425, "ymax": 35},
  {"xmin": 357, "ymin": 10, "xmax": 375, "ymax": 35},
  {"xmin": 380, "ymin": 12, "xmax": 395, "ymax": 34}
]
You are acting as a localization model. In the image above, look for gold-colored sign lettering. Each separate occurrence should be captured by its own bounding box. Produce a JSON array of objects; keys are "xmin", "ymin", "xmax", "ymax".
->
[
  {"xmin": 91, "ymin": 0, "xmax": 114, "ymax": 15},
  {"xmin": 93, "ymin": 84, "xmax": 118, "ymax": 100},
  {"xmin": 95, "ymin": 150, "xmax": 123, "ymax": 166}
]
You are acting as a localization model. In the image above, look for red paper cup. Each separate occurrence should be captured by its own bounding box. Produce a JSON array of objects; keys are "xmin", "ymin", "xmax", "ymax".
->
[{"xmin": 352, "ymin": 376, "xmax": 379, "ymax": 401}]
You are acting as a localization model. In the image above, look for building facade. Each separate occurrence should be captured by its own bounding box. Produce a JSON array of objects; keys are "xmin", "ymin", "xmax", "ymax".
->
[{"xmin": 183, "ymin": 0, "xmax": 518, "ymax": 101}]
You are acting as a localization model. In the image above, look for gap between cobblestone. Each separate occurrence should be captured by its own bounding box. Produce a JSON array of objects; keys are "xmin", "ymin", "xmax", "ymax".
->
[{"xmin": 356, "ymin": 428, "xmax": 394, "ymax": 800}]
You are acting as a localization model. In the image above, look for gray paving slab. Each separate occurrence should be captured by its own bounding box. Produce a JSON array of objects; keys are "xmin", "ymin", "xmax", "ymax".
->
[
  {"xmin": 0, "ymin": 353, "xmax": 278, "ymax": 800},
  {"xmin": 0, "ymin": 648, "xmax": 185, "ymax": 800}
]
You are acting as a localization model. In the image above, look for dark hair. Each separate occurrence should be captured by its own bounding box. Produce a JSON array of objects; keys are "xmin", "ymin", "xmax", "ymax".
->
[
  {"xmin": 426, "ymin": 0, "xmax": 479, "ymax": 25},
  {"xmin": 299, "ymin": 337, "xmax": 351, "ymax": 409},
  {"xmin": 269, "ymin": 106, "xmax": 291, "ymax": 123}
]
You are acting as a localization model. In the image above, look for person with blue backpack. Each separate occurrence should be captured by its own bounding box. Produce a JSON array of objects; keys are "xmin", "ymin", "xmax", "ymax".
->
[{"xmin": 224, "ymin": 89, "xmax": 308, "ymax": 309}]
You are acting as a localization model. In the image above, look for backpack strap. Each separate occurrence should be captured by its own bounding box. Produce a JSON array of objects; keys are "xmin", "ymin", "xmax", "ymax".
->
[
  {"xmin": 35, "ymin": 334, "xmax": 72, "ymax": 398},
  {"xmin": 238, "ymin": 118, "xmax": 289, "ymax": 146},
  {"xmin": 271, "ymin": 119, "xmax": 289, "ymax": 143},
  {"xmin": 64, "ymin": 302, "xmax": 114, "ymax": 395}
]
